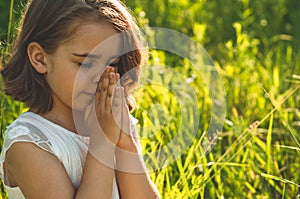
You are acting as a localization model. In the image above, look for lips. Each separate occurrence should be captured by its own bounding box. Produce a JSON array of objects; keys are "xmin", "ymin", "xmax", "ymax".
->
[{"xmin": 80, "ymin": 92, "xmax": 95, "ymax": 104}]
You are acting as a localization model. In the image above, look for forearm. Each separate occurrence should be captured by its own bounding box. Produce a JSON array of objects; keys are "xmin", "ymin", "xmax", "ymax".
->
[
  {"xmin": 75, "ymin": 66, "xmax": 122, "ymax": 198},
  {"xmin": 76, "ymin": 140, "xmax": 116, "ymax": 199},
  {"xmin": 115, "ymin": 145, "xmax": 160, "ymax": 199},
  {"xmin": 75, "ymin": 152, "xmax": 115, "ymax": 199},
  {"xmin": 116, "ymin": 170, "xmax": 160, "ymax": 199}
]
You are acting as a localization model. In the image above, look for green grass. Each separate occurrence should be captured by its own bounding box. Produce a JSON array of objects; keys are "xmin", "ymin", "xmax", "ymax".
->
[{"xmin": 1, "ymin": 0, "xmax": 300, "ymax": 198}]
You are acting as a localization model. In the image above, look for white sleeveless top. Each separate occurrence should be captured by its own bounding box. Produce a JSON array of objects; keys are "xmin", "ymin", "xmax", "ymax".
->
[{"xmin": 0, "ymin": 112, "xmax": 138, "ymax": 199}]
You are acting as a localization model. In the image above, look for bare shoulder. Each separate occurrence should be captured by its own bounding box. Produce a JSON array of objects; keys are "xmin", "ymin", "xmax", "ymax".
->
[{"xmin": 5, "ymin": 142, "xmax": 75, "ymax": 199}]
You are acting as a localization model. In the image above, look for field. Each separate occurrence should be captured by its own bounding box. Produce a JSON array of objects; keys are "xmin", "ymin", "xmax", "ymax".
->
[{"xmin": 0, "ymin": 0, "xmax": 299, "ymax": 198}]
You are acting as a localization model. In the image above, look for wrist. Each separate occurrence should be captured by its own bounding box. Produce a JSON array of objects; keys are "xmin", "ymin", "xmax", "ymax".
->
[
  {"xmin": 88, "ymin": 136, "xmax": 116, "ymax": 168},
  {"xmin": 116, "ymin": 132, "xmax": 139, "ymax": 152},
  {"xmin": 115, "ymin": 146, "xmax": 146, "ymax": 173}
]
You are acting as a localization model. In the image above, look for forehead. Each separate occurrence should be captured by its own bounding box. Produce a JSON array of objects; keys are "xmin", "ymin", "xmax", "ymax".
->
[{"xmin": 63, "ymin": 21, "xmax": 121, "ymax": 58}]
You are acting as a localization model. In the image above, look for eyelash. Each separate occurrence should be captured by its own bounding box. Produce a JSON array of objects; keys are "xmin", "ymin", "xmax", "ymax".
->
[
  {"xmin": 78, "ymin": 62, "xmax": 93, "ymax": 68},
  {"xmin": 77, "ymin": 58, "xmax": 119, "ymax": 68}
]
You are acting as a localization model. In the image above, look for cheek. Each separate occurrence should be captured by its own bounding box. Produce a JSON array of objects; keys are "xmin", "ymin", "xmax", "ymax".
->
[
  {"xmin": 77, "ymin": 66, "xmax": 104, "ymax": 88},
  {"xmin": 72, "ymin": 70, "xmax": 94, "ymax": 96}
]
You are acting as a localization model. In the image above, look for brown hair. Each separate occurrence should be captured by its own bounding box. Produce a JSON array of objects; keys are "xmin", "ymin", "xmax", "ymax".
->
[{"xmin": 1, "ymin": 0, "xmax": 144, "ymax": 113}]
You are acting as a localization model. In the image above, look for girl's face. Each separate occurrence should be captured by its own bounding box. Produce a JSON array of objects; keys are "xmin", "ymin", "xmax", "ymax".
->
[{"xmin": 45, "ymin": 21, "xmax": 121, "ymax": 112}]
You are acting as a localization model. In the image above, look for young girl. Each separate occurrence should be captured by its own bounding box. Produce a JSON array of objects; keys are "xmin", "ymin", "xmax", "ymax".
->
[{"xmin": 0, "ymin": 0, "xmax": 160, "ymax": 198}]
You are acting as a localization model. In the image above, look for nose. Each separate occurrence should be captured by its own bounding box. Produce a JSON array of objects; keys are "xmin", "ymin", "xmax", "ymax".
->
[
  {"xmin": 92, "ymin": 67, "xmax": 106, "ymax": 84},
  {"xmin": 92, "ymin": 72, "xmax": 101, "ymax": 84}
]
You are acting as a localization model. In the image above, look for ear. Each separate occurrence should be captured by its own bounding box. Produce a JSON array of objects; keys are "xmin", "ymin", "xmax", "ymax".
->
[{"xmin": 27, "ymin": 42, "xmax": 48, "ymax": 74}]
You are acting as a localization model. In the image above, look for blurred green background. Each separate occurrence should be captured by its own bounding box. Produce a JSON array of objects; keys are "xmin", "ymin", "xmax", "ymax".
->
[{"xmin": 0, "ymin": 0, "xmax": 299, "ymax": 198}]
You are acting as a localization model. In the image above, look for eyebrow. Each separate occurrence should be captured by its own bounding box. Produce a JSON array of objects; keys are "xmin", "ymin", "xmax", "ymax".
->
[{"xmin": 72, "ymin": 53, "xmax": 101, "ymax": 59}]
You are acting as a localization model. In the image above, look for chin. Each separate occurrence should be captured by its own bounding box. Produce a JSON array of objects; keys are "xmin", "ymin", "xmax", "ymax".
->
[{"xmin": 72, "ymin": 94, "xmax": 95, "ymax": 111}]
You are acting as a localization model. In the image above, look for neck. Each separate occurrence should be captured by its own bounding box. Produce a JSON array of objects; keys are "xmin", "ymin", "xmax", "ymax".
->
[
  {"xmin": 40, "ymin": 106, "xmax": 78, "ymax": 133},
  {"xmin": 36, "ymin": 94, "xmax": 88, "ymax": 135}
]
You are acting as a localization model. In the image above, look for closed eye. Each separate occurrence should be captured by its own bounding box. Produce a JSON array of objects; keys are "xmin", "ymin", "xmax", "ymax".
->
[{"xmin": 78, "ymin": 62, "xmax": 94, "ymax": 68}]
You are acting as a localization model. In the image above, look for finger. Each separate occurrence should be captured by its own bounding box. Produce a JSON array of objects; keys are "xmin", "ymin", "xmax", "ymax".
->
[
  {"xmin": 116, "ymin": 72, "xmax": 120, "ymax": 87},
  {"xmin": 116, "ymin": 71, "xmax": 121, "ymax": 87},
  {"xmin": 112, "ymin": 86, "xmax": 123, "ymax": 129},
  {"xmin": 110, "ymin": 73, "xmax": 120, "ymax": 110},
  {"xmin": 96, "ymin": 67, "xmax": 111, "ymax": 113},
  {"xmin": 108, "ymin": 72, "xmax": 117, "ymax": 97},
  {"xmin": 114, "ymin": 87, "xmax": 130, "ymax": 135},
  {"xmin": 99, "ymin": 76, "xmax": 110, "ymax": 112},
  {"xmin": 96, "ymin": 67, "xmax": 110, "ymax": 93},
  {"xmin": 121, "ymin": 93, "xmax": 130, "ymax": 135},
  {"xmin": 105, "ymin": 72, "xmax": 117, "ymax": 114},
  {"xmin": 95, "ymin": 66, "xmax": 109, "ymax": 105}
]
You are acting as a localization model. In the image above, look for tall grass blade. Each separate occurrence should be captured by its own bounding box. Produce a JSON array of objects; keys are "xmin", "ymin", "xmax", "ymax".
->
[
  {"xmin": 266, "ymin": 113, "xmax": 273, "ymax": 173},
  {"xmin": 7, "ymin": 0, "xmax": 15, "ymax": 47},
  {"xmin": 261, "ymin": 173, "xmax": 300, "ymax": 188}
]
